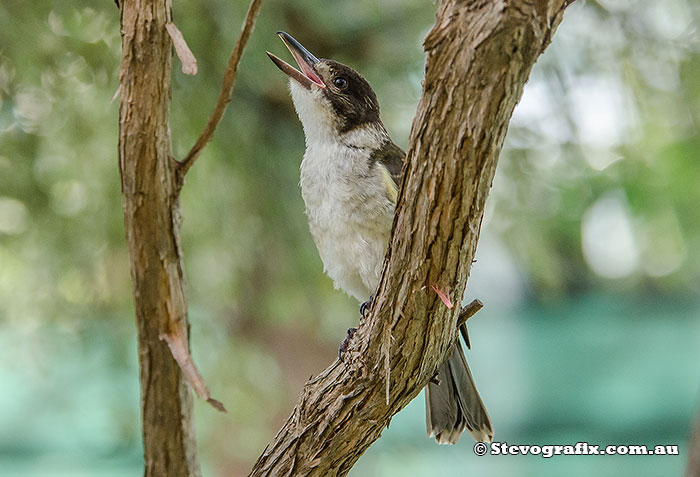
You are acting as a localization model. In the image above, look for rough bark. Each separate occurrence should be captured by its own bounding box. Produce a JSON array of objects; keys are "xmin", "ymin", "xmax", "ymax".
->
[
  {"xmin": 117, "ymin": 0, "xmax": 262, "ymax": 475},
  {"xmin": 118, "ymin": 1, "xmax": 200, "ymax": 475},
  {"xmin": 249, "ymin": 1, "xmax": 568, "ymax": 476}
]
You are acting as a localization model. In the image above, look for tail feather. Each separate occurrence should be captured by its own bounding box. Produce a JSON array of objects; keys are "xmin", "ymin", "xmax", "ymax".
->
[{"xmin": 425, "ymin": 343, "xmax": 493, "ymax": 444}]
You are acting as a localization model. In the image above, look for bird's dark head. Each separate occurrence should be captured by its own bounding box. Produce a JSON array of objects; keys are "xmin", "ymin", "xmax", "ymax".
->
[{"xmin": 267, "ymin": 31, "xmax": 381, "ymax": 139}]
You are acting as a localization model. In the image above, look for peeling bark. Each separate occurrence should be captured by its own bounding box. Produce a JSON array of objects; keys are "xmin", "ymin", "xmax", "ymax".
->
[{"xmin": 249, "ymin": 1, "xmax": 569, "ymax": 475}]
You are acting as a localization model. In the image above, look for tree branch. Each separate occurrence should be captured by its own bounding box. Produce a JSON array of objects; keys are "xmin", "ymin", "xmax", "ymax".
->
[
  {"xmin": 119, "ymin": 0, "xmax": 264, "ymax": 474},
  {"xmin": 249, "ymin": 1, "xmax": 569, "ymax": 475},
  {"xmin": 119, "ymin": 0, "xmax": 203, "ymax": 473},
  {"xmin": 177, "ymin": 0, "xmax": 264, "ymax": 180}
]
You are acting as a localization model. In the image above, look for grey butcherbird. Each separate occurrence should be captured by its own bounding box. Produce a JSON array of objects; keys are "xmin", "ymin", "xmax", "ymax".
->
[{"xmin": 267, "ymin": 31, "xmax": 493, "ymax": 444}]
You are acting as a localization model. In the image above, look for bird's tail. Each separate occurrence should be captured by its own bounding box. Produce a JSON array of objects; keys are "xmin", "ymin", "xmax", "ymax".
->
[{"xmin": 425, "ymin": 342, "xmax": 493, "ymax": 444}]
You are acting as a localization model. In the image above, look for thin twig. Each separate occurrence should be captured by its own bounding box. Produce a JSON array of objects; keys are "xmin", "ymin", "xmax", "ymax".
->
[
  {"xmin": 456, "ymin": 299, "xmax": 483, "ymax": 329},
  {"xmin": 457, "ymin": 299, "xmax": 483, "ymax": 349},
  {"xmin": 178, "ymin": 0, "xmax": 264, "ymax": 179}
]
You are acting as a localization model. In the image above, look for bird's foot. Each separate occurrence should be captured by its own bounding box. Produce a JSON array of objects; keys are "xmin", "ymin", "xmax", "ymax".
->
[
  {"xmin": 360, "ymin": 295, "xmax": 374, "ymax": 319},
  {"xmin": 338, "ymin": 327, "xmax": 357, "ymax": 360}
]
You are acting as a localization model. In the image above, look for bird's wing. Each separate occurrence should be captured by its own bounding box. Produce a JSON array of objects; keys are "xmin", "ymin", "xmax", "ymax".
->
[{"xmin": 371, "ymin": 140, "xmax": 405, "ymax": 205}]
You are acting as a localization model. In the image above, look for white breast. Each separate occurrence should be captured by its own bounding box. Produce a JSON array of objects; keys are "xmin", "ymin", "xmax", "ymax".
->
[{"xmin": 300, "ymin": 140, "xmax": 395, "ymax": 302}]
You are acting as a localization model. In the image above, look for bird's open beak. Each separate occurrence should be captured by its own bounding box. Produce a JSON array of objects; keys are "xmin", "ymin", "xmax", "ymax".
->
[{"xmin": 267, "ymin": 31, "xmax": 326, "ymax": 90}]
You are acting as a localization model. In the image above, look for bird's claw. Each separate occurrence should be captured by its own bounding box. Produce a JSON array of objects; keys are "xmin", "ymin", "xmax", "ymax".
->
[
  {"xmin": 360, "ymin": 294, "xmax": 374, "ymax": 318},
  {"xmin": 338, "ymin": 327, "xmax": 357, "ymax": 360},
  {"xmin": 338, "ymin": 294, "xmax": 374, "ymax": 360}
]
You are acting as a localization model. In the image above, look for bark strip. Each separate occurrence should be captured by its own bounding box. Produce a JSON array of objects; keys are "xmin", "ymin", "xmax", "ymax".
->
[{"xmin": 166, "ymin": 22, "xmax": 198, "ymax": 75}]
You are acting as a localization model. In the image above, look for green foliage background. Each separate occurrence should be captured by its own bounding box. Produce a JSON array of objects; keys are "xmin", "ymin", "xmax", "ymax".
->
[{"xmin": 0, "ymin": 0, "xmax": 698, "ymax": 475}]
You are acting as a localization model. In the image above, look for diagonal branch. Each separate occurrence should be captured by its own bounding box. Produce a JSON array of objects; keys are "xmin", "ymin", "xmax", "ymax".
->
[
  {"xmin": 248, "ymin": 1, "xmax": 570, "ymax": 475},
  {"xmin": 177, "ymin": 0, "xmax": 264, "ymax": 180}
]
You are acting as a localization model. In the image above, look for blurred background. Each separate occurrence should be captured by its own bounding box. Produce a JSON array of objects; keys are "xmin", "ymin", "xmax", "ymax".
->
[{"xmin": 0, "ymin": 0, "xmax": 699, "ymax": 475}]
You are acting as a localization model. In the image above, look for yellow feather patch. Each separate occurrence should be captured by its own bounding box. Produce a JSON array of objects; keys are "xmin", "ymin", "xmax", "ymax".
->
[{"xmin": 377, "ymin": 163, "xmax": 398, "ymax": 205}]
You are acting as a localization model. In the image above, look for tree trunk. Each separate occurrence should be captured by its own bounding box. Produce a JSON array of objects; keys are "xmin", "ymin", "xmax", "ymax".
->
[
  {"xmin": 118, "ymin": 1, "xmax": 200, "ymax": 476},
  {"xmin": 117, "ymin": 0, "xmax": 262, "ymax": 472},
  {"xmin": 249, "ymin": 1, "xmax": 569, "ymax": 475}
]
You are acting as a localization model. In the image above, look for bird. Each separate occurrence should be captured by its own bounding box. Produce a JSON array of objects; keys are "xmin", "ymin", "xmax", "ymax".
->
[{"xmin": 267, "ymin": 31, "xmax": 493, "ymax": 445}]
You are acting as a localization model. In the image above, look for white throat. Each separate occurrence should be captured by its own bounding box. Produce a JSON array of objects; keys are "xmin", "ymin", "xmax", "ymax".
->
[
  {"xmin": 289, "ymin": 80, "xmax": 338, "ymax": 145},
  {"xmin": 289, "ymin": 80, "xmax": 388, "ymax": 150}
]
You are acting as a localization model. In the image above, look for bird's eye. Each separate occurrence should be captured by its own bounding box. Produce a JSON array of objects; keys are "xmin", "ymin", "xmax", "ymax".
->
[{"xmin": 333, "ymin": 76, "xmax": 348, "ymax": 89}]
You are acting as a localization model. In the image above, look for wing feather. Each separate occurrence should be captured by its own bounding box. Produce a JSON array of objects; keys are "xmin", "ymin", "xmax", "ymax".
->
[{"xmin": 370, "ymin": 140, "xmax": 405, "ymax": 204}]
